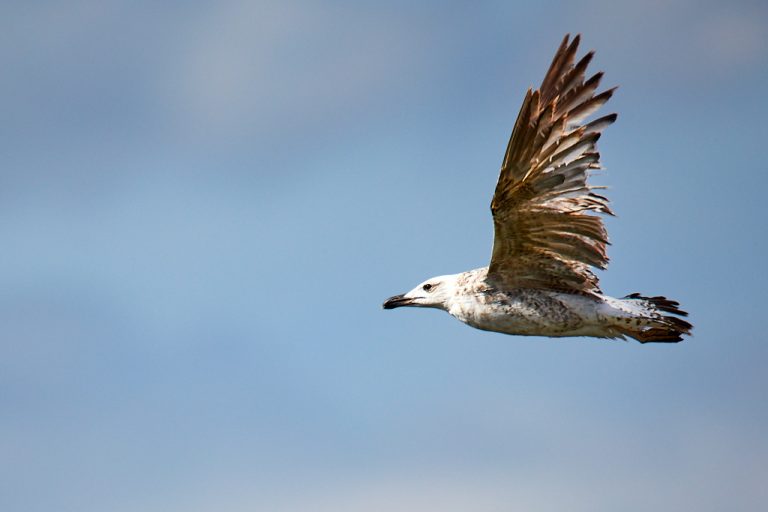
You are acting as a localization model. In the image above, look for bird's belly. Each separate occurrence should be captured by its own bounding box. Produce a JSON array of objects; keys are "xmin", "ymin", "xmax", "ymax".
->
[{"xmin": 450, "ymin": 289, "xmax": 604, "ymax": 337}]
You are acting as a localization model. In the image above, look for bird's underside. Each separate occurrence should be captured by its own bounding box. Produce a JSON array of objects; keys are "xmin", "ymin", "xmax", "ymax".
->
[
  {"xmin": 443, "ymin": 268, "xmax": 690, "ymax": 343},
  {"xmin": 382, "ymin": 34, "xmax": 691, "ymax": 343}
]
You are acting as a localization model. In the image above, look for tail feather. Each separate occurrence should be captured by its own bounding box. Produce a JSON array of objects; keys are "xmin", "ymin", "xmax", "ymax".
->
[
  {"xmin": 615, "ymin": 293, "xmax": 692, "ymax": 343},
  {"xmin": 624, "ymin": 293, "xmax": 689, "ymax": 317}
]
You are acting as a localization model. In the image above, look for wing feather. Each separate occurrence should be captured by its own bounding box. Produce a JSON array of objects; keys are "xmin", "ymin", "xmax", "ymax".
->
[{"xmin": 489, "ymin": 34, "xmax": 617, "ymax": 294}]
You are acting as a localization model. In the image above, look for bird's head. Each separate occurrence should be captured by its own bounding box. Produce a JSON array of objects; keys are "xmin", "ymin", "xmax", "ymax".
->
[{"xmin": 382, "ymin": 274, "xmax": 458, "ymax": 311}]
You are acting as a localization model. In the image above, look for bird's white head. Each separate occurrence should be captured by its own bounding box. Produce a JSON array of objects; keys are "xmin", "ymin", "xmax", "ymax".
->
[{"xmin": 382, "ymin": 274, "xmax": 459, "ymax": 311}]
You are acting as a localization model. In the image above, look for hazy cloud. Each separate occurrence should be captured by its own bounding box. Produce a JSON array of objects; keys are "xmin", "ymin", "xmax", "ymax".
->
[{"xmin": 167, "ymin": 1, "xmax": 433, "ymax": 140}]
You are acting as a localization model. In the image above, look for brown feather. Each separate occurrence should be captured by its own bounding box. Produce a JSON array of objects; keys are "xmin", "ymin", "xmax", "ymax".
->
[{"xmin": 489, "ymin": 34, "xmax": 617, "ymax": 295}]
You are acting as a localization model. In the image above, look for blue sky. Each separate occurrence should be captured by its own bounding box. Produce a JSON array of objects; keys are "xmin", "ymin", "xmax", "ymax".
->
[{"xmin": 2, "ymin": 1, "xmax": 767, "ymax": 511}]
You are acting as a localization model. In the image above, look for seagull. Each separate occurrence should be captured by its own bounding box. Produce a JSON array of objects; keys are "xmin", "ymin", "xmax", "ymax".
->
[{"xmin": 383, "ymin": 34, "xmax": 691, "ymax": 343}]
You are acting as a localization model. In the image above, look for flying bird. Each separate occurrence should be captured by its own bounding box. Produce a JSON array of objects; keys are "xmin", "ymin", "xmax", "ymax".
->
[{"xmin": 383, "ymin": 34, "xmax": 691, "ymax": 343}]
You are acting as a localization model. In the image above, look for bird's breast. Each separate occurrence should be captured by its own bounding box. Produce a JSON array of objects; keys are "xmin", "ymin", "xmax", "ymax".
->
[{"xmin": 449, "ymin": 288, "xmax": 592, "ymax": 336}]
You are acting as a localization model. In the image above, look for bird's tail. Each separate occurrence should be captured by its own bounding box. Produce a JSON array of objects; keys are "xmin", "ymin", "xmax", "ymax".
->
[{"xmin": 611, "ymin": 293, "xmax": 692, "ymax": 343}]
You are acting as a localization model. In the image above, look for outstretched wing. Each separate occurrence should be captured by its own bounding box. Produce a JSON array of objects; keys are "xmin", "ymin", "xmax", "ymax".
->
[{"xmin": 489, "ymin": 34, "xmax": 616, "ymax": 295}]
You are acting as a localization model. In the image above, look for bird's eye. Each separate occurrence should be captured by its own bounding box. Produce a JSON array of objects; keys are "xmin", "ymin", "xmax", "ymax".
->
[{"xmin": 423, "ymin": 284, "xmax": 433, "ymax": 292}]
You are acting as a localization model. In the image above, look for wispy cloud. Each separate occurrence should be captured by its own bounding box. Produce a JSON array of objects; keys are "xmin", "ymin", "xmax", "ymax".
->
[
  {"xmin": 568, "ymin": 0, "xmax": 767, "ymax": 85},
  {"xmin": 166, "ymin": 1, "xmax": 433, "ymax": 140}
]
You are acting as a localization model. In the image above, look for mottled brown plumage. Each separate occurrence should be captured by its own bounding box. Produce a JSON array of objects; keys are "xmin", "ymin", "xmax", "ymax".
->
[
  {"xmin": 489, "ymin": 34, "xmax": 616, "ymax": 295},
  {"xmin": 383, "ymin": 34, "xmax": 692, "ymax": 343}
]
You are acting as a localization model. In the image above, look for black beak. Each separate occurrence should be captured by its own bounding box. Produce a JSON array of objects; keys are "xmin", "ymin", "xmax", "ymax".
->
[{"xmin": 382, "ymin": 293, "xmax": 413, "ymax": 309}]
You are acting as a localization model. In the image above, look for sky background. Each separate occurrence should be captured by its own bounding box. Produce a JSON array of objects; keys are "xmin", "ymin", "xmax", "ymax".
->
[{"xmin": 2, "ymin": 1, "xmax": 768, "ymax": 511}]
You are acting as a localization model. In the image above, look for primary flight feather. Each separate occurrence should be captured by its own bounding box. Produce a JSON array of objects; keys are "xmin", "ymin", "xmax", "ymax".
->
[{"xmin": 383, "ymin": 34, "xmax": 691, "ymax": 343}]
